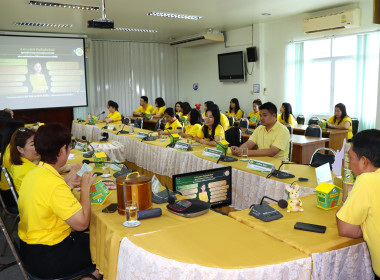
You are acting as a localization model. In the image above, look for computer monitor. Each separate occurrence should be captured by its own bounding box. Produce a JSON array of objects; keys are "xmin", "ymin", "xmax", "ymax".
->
[{"xmin": 173, "ymin": 166, "xmax": 232, "ymax": 208}]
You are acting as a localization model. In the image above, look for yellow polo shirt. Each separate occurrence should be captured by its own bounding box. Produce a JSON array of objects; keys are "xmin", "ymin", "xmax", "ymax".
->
[
  {"xmin": 277, "ymin": 114, "xmax": 297, "ymax": 126},
  {"xmin": 165, "ymin": 119, "xmax": 182, "ymax": 131},
  {"xmin": 327, "ymin": 115, "xmax": 353, "ymax": 140},
  {"xmin": 106, "ymin": 111, "xmax": 122, "ymax": 124},
  {"xmin": 152, "ymin": 106, "xmax": 166, "ymax": 117},
  {"xmin": 135, "ymin": 104, "xmax": 154, "ymax": 114},
  {"xmin": 0, "ymin": 145, "xmax": 11, "ymax": 191},
  {"xmin": 220, "ymin": 113, "xmax": 230, "ymax": 130},
  {"xmin": 248, "ymin": 121, "xmax": 290, "ymax": 160},
  {"xmin": 337, "ymin": 169, "xmax": 380, "ymax": 276},
  {"xmin": 247, "ymin": 111, "xmax": 260, "ymax": 123},
  {"xmin": 226, "ymin": 109, "xmax": 243, "ymax": 119},
  {"xmin": 10, "ymin": 157, "xmax": 37, "ymax": 193},
  {"xmin": 18, "ymin": 162, "xmax": 82, "ymax": 245},
  {"xmin": 184, "ymin": 124, "xmax": 202, "ymax": 138},
  {"xmin": 197, "ymin": 125, "xmax": 225, "ymax": 141}
]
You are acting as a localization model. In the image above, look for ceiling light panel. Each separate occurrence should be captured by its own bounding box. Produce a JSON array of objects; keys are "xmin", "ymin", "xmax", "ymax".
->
[
  {"xmin": 29, "ymin": 1, "xmax": 100, "ymax": 11},
  {"xmin": 14, "ymin": 21, "xmax": 73, "ymax": 28},
  {"xmin": 146, "ymin": 11, "xmax": 203, "ymax": 20},
  {"xmin": 114, "ymin": 28, "xmax": 158, "ymax": 33}
]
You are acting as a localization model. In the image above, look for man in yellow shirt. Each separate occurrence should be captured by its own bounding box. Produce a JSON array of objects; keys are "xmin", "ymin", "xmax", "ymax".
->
[
  {"xmin": 231, "ymin": 102, "xmax": 290, "ymax": 160},
  {"xmin": 337, "ymin": 129, "xmax": 380, "ymax": 279},
  {"xmin": 157, "ymin": 108, "xmax": 182, "ymax": 135},
  {"xmin": 133, "ymin": 96, "xmax": 153, "ymax": 116}
]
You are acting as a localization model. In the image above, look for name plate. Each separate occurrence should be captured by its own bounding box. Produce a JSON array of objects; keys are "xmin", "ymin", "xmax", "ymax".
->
[
  {"xmin": 202, "ymin": 147, "xmax": 223, "ymax": 159},
  {"xmin": 174, "ymin": 141, "xmax": 192, "ymax": 151},
  {"xmin": 75, "ymin": 142, "xmax": 87, "ymax": 151},
  {"xmin": 136, "ymin": 132, "xmax": 149, "ymax": 138},
  {"xmin": 246, "ymin": 159, "xmax": 275, "ymax": 175},
  {"xmin": 107, "ymin": 125, "xmax": 115, "ymax": 131}
]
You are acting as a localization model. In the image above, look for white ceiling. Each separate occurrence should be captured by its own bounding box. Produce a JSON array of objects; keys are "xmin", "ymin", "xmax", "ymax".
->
[{"xmin": 0, "ymin": 0, "xmax": 360, "ymax": 42}]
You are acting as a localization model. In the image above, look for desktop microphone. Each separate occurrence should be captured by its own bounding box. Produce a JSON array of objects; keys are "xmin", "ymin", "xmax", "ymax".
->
[
  {"xmin": 259, "ymin": 196, "xmax": 288, "ymax": 209},
  {"xmin": 165, "ymin": 127, "xmax": 176, "ymax": 148},
  {"xmin": 249, "ymin": 195, "xmax": 288, "ymax": 222},
  {"xmin": 82, "ymin": 159, "xmax": 124, "ymax": 165},
  {"xmin": 81, "ymin": 136, "xmax": 95, "ymax": 158},
  {"xmin": 141, "ymin": 132, "xmax": 157, "ymax": 142},
  {"xmin": 278, "ymin": 161, "xmax": 313, "ymax": 170},
  {"xmin": 96, "ymin": 111, "xmax": 106, "ymax": 118}
]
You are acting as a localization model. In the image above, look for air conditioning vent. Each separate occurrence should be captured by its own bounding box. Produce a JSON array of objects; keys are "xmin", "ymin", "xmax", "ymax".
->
[{"xmin": 170, "ymin": 32, "xmax": 224, "ymax": 48}]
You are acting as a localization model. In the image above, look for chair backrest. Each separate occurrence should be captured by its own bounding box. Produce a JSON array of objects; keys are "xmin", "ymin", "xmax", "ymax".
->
[
  {"xmin": 284, "ymin": 124, "xmax": 293, "ymax": 135},
  {"xmin": 134, "ymin": 118, "xmax": 143, "ymax": 128},
  {"xmin": 351, "ymin": 117, "xmax": 359, "ymax": 135},
  {"xmin": 296, "ymin": 115, "xmax": 305, "ymax": 125},
  {"xmin": 255, "ymin": 121, "xmax": 261, "ymax": 128},
  {"xmin": 226, "ymin": 115, "xmax": 234, "ymax": 127},
  {"xmin": 308, "ymin": 117, "xmax": 320, "ymax": 125},
  {"xmin": 310, "ymin": 147, "xmax": 336, "ymax": 169},
  {"xmin": 1, "ymin": 165, "xmax": 18, "ymax": 204},
  {"xmin": 224, "ymin": 127, "xmax": 242, "ymax": 147},
  {"xmin": 239, "ymin": 118, "xmax": 249, "ymax": 129},
  {"xmin": 288, "ymin": 140, "xmax": 293, "ymax": 162},
  {"xmin": 154, "ymin": 119, "xmax": 165, "ymax": 131},
  {"xmin": 305, "ymin": 125, "xmax": 322, "ymax": 138},
  {"xmin": 241, "ymin": 111, "xmax": 245, "ymax": 118},
  {"xmin": 123, "ymin": 117, "xmax": 130, "ymax": 125}
]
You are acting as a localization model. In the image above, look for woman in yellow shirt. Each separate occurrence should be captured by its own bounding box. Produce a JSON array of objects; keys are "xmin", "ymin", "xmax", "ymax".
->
[
  {"xmin": 247, "ymin": 99, "xmax": 262, "ymax": 123},
  {"xmin": 29, "ymin": 62, "xmax": 48, "ymax": 93},
  {"xmin": 277, "ymin": 102, "xmax": 297, "ymax": 127},
  {"xmin": 157, "ymin": 108, "xmax": 183, "ymax": 135},
  {"xmin": 226, "ymin": 98, "xmax": 243, "ymax": 120},
  {"xmin": 175, "ymin": 101, "xmax": 182, "ymax": 118},
  {"xmin": 179, "ymin": 102, "xmax": 192, "ymax": 124},
  {"xmin": 327, "ymin": 103, "xmax": 353, "ymax": 140},
  {"xmin": 151, "ymin": 97, "xmax": 166, "ymax": 118},
  {"xmin": 182, "ymin": 109, "xmax": 202, "ymax": 139},
  {"xmin": 10, "ymin": 127, "xmax": 40, "ymax": 193},
  {"xmin": 104, "ymin": 100, "xmax": 122, "ymax": 124},
  {"xmin": 196, "ymin": 106, "xmax": 225, "ymax": 147}
]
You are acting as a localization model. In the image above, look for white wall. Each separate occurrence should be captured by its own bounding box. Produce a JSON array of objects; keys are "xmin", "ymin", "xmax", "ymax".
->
[{"xmin": 178, "ymin": 0, "xmax": 380, "ymax": 129}]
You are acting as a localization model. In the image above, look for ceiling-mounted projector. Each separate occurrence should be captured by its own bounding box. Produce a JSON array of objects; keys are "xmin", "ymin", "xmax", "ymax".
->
[{"xmin": 87, "ymin": 19, "xmax": 114, "ymax": 29}]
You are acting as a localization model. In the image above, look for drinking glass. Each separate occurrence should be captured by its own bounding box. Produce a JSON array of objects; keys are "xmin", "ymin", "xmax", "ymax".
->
[
  {"xmin": 241, "ymin": 147, "xmax": 248, "ymax": 159},
  {"xmin": 124, "ymin": 201, "xmax": 140, "ymax": 227}
]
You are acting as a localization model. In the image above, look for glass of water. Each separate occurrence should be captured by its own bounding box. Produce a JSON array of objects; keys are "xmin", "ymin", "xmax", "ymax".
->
[
  {"xmin": 123, "ymin": 201, "xmax": 140, "ymax": 227},
  {"xmin": 241, "ymin": 147, "xmax": 248, "ymax": 159}
]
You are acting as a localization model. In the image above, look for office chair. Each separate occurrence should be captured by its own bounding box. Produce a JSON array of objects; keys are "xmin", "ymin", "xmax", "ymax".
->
[
  {"xmin": 305, "ymin": 125, "xmax": 322, "ymax": 138},
  {"xmin": 226, "ymin": 115, "xmax": 234, "ymax": 127},
  {"xmin": 284, "ymin": 124, "xmax": 293, "ymax": 135},
  {"xmin": 224, "ymin": 127, "xmax": 243, "ymax": 147},
  {"xmin": 155, "ymin": 119, "xmax": 164, "ymax": 131},
  {"xmin": 239, "ymin": 118, "xmax": 249, "ymax": 129},
  {"xmin": 288, "ymin": 140, "xmax": 293, "ymax": 162},
  {"xmin": 308, "ymin": 117, "xmax": 320, "ymax": 125},
  {"xmin": 310, "ymin": 147, "xmax": 336, "ymax": 170},
  {"xmin": 241, "ymin": 111, "xmax": 245, "ymax": 118},
  {"xmin": 134, "ymin": 118, "xmax": 143, "ymax": 128},
  {"xmin": 296, "ymin": 115, "xmax": 305, "ymax": 125},
  {"xmin": 351, "ymin": 118, "xmax": 359, "ymax": 136},
  {"xmin": 255, "ymin": 121, "xmax": 261, "ymax": 128}
]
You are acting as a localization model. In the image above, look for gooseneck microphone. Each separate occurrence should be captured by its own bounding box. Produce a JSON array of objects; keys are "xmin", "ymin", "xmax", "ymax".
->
[
  {"xmin": 82, "ymin": 159, "xmax": 124, "ymax": 165},
  {"xmin": 96, "ymin": 111, "xmax": 106, "ymax": 118},
  {"xmin": 259, "ymin": 196, "xmax": 288, "ymax": 209},
  {"xmin": 278, "ymin": 161, "xmax": 313, "ymax": 170},
  {"xmin": 81, "ymin": 136, "xmax": 95, "ymax": 158}
]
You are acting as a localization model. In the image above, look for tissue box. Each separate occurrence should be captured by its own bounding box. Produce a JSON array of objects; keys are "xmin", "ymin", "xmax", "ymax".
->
[
  {"xmin": 169, "ymin": 133, "xmax": 180, "ymax": 144},
  {"xmin": 318, "ymin": 120, "xmax": 327, "ymax": 129},
  {"xmin": 92, "ymin": 152, "xmax": 107, "ymax": 167},
  {"xmin": 216, "ymin": 140, "xmax": 229, "ymax": 155},
  {"xmin": 315, "ymin": 182, "xmax": 341, "ymax": 210}
]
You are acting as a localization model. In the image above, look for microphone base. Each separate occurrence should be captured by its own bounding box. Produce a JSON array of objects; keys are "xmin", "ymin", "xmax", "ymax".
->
[
  {"xmin": 118, "ymin": 130, "xmax": 129, "ymax": 134},
  {"xmin": 83, "ymin": 152, "xmax": 94, "ymax": 158},
  {"xmin": 166, "ymin": 142, "xmax": 176, "ymax": 148},
  {"xmin": 219, "ymin": 155, "xmax": 238, "ymax": 162},
  {"xmin": 100, "ymin": 139, "xmax": 109, "ymax": 142},
  {"xmin": 249, "ymin": 203, "xmax": 283, "ymax": 222}
]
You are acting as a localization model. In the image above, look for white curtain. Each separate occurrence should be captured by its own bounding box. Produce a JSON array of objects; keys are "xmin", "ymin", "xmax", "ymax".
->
[{"xmin": 74, "ymin": 40, "xmax": 178, "ymax": 119}]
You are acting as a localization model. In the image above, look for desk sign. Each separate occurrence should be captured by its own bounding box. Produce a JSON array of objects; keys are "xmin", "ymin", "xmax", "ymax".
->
[
  {"xmin": 202, "ymin": 147, "xmax": 223, "ymax": 159},
  {"xmin": 90, "ymin": 180, "xmax": 111, "ymax": 205},
  {"xmin": 107, "ymin": 125, "xmax": 115, "ymax": 131},
  {"xmin": 174, "ymin": 141, "xmax": 192, "ymax": 151},
  {"xmin": 246, "ymin": 159, "xmax": 275, "ymax": 175},
  {"xmin": 136, "ymin": 132, "xmax": 149, "ymax": 138},
  {"xmin": 75, "ymin": 142, "xmax": 87, "ymax": 151}
]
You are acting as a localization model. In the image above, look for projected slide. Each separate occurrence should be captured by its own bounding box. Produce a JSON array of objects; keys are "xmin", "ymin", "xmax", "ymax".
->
[{"xmin": 0, "ymin": 35, "xmax": 87, "ymax": 110}]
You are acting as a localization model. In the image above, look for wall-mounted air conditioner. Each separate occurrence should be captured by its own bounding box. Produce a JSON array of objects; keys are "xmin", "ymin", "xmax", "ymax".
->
[
  {"xmin": 302, "ymin": 8, "xmax": 360, "ymax": 34},
  {"xmin": 170, "ymin": 32, "xmax": 224, "ymax": 48}
]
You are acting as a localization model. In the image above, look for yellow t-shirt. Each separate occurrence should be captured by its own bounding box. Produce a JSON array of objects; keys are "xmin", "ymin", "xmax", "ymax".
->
[
  {"xmin": 152, "ymin": 106, "xmax": 166, "ymax": 117},
  {"xmin": 30, "ymin": 74, "xmax": 48, "ymax": 93},
  {"xmin": 277, "ymin": 114, "xmax": 298, "ymax": 126},
  {"xmin": 248, "ymin": 121, "xmax": 290, "ymax": 160},
  {"xmin": 18, "ymin": 162, "xmax": 82, "ymax": 245},
  {"xmin": 0, "ymin": 145, "xmax": 11, "ymax": 191},
  {"xmin": 327, "ymin": 115, "xmax": 353, "ymax": 140},
  {"xmin": 197, "ymin": 125, "xmax": 225, "ymax": 141},
  {"xmin": 247, "ymin": 111, "xmax": 261, "ymax": 123},
  {"xmin": 220, "ymin": 113, "xmax": 230, "ymax": 130},
  {"xmin": 106, "ymin": 111, "xmax": 122, "ymax": 124},
  {"xmin": 165, "ymin": 119, "xmax": 182, "ymax": 131},
  {"xmin": 184, "ymin": 124, "xmax": 202, "ymax": 138},
  {"xmin": 337, "ymin": 168, "xmax": 380, "ymax": 276},
  {"xmin": 178, "ymin": 112, "xmax": 183, "ymax": 118},
  {"xmin": 135, "ymin": 104, "xmax": 154, "ymax": 114},
  {"xmin": 10, "ymin": 157, "xmax": 37, "ymax": 193},
  {"xmin": 226, "ymin": 109, "xmax": 243, "ymax": 119}
]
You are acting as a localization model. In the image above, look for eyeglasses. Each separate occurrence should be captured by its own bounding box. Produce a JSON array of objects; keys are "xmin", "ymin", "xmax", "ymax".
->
[{"xmin": 18, "ymin": 127, "xmax": 32, "ymax": 132}]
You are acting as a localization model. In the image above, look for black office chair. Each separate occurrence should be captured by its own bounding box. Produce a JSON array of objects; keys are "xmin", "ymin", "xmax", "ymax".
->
[
  {"xmin": 308, "ymin": 117, "xmax": 320, "ymax": 125},
  {"xmin": 288, "ymin": 140, "xmax": 293, "ymax": 162},
  {"xmin": 305, "ymin": 125, "xmax": 322, "ymax": 138},
  {"xmin": 351, "ymin": 118, "xmax": 359, "ymax": 136},
  {"xmin": 239, "ymin": 118, "xmax": 249, "ymax": 129},
  {"xmin": 224, "ymin": 127, "xmax": 243, "ymax": 147},
  {"xmin": 154, "ymin": 119, "xmax": 165, "ymax": 131},
  {"xmin": 134, "ymin": 118, "xmax": 143, "ymax": 128},
  {"xmin": 241, "ymin": 111, "xmax": 245, "ymax": 118},
  {"xmin": 284, "ymin": 124, "xmax": 293, "ymax": 135},
  {"xmin": 310, "ymin": 147, "xmax": 336, "ymax": 170},
  {"xmin": 296, "ymin": 115, "xmax": 305, "ymax": 125},
  {"xmin": 255, "ymin": 121, "xmax": 261, "ymax": 128},
  {"xmin": 226, "ymin": 115, "xmax": 234, "ymax": 127}
]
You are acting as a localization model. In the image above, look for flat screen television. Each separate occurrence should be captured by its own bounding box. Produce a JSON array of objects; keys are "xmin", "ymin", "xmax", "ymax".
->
[
  {"xmin": 173, "ymin": 166, "xmax": 232, "ymax": 208},
  {"xmin": 218, "ymin": 51, "xmax": 245, "ymax": 82}
]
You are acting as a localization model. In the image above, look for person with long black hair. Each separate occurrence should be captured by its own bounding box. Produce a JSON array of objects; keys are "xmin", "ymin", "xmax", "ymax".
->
[
  {"xmin": 327, "ymin": 103, "xmax": 353, "ymax": 140},
  {"xmin": 182, "ymin": 109, "xmax": 202, "ymax": 139},
  {"xmin": 277, "ymin": 102, "xmax": 297, "ymax": 126},
  {"xmin": 175, "ymin": 101, "xmax": 183, "ymax": 118},
  {"xmin": 247, "ymin": 99, "xmax": 262, "ymax": 123},
  {"xmin": 195, "ymin": 105, "xmax": 225, "ymax": 146},
  {"xmin": 104, "ymin": 100, "xmax": 122, "ymax": 124},
  {"xmin": 226, "ymin": 98, "xmax": 243, "ymax": 119},
  {"xmin": 151, "ymin": 97, "xmax": 166, "ymax": 118}
]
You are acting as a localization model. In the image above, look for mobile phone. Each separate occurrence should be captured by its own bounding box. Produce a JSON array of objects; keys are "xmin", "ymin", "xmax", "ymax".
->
[
  {"xmin": 294, "ymin": 222, "xmax": 326, "ymax": 233},
  {"xmin": 102, "ymin": 203, "xmax": 118, "ymax": 213}
]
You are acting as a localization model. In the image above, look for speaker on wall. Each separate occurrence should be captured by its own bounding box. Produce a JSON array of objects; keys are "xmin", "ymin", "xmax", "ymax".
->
[
  {"xmin": 246, "ymin": 47, "xmax": 258, "ymax": 62},
  {"xmin": 374, "ymin": 0, "xmax": 380, "ymax": 24}
]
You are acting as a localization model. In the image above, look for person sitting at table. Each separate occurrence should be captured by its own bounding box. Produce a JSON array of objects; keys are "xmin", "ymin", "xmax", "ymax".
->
[
  {"xmin": 202, "ymin": 101, "xmax": 229, "ymax": 131},
  {"xmin": 157, "ymin": 108, "xmax": 182, "ymax": 135},
  {"xmin": 151, "ymin": 97, "xmax": 166, "ymax": 118},
  {"xmin": 247, "ymin": 99, "xmax": 262, "ymax": 123},
  {"xmin": 3, "ymin": 108, "xmax": 14, "ymax": 119},
  {"xmin": 104, "ymin": 100, "xmax": 122, "ymax": 124},
  {"xmin": 18, "ymin": 123, "xmax": 101, "ymax": 280},
  {"xmin": 336, "ymin": 129, "xmax": 380, "ymax": 279},
  {"xmin": 195, "ymin": 105, "xmax": 225, "ymax": 147},
  {"xmin": 179, "ymin": 102, "xmax": 192, "ymax": 124},
  {"xmin": 277, "ymin": 102, "xmax": 297, "ymax": 127},
  {"xmin": 327, "ymin": 103, "xmax": 353, "ymax": 140},
  {"xmin": 182, "ymin": 109, "xmax": 202, "ymax": 139},
  {"xmin": 134, "ymin": 96, "xmax": 153, "ymax": 117},
  {"xmin": 225, "ymin": 98, "xmax": 243, "ymax": 120},
  {"xmin": 175, "ymin": 101, "xmax": 183, "ymax": 118},
  {"xmin": 231, "ymin": 102, "xmax": 290, "ymax": 160}
]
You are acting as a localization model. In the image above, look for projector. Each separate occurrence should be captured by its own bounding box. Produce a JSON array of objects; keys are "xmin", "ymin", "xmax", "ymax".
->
[{"xmin": 87, "ymin": 19, "xmax": 114, "ymax": 29}]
